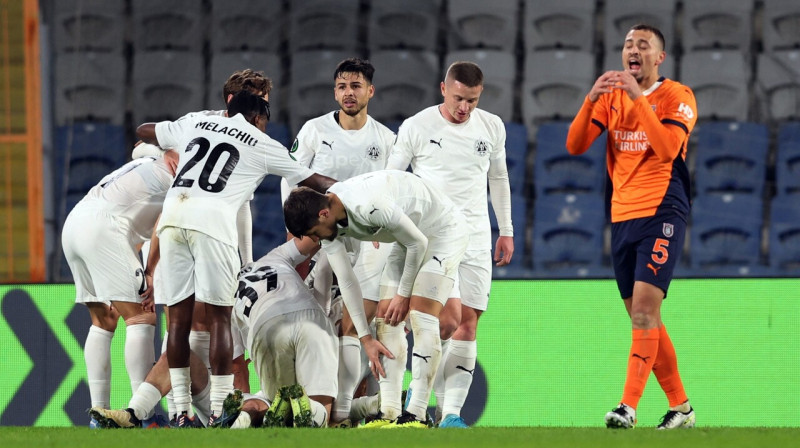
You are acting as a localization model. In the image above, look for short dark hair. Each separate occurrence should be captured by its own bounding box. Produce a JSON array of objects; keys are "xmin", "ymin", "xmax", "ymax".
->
[
  {"xmin": 445, "ymin": 61, "xmax": 483, "ymax": 87},
  {"xmin": 283, "ymin": 186, "xmax": 331, "ymax": 237},
  {"xmin": 223, "ymin": 69, "xmax": 273, "ymax": 104},
  {"xmin": 630, "ymin": 24, "xmax": 666, "ymax": 51},
  {"xmin": 334, "ymin": 58, "xmax": 375, "ymax": 84},
  {"xmin": 227, "ymin": 91, "xmax": 270, "ymax": 123}
]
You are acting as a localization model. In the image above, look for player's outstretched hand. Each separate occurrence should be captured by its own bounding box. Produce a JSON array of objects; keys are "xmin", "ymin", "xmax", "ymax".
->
[
  {"xmin": 384, "ymin": 294, "xmax": 410, "ymax": 326},
  {"xmin": 494, "ymin": 235, "xmax": 514, "ymax": 266},
  {"xmin": 361, "ymin": 335, "xmax": 394, "ymax": 380}
]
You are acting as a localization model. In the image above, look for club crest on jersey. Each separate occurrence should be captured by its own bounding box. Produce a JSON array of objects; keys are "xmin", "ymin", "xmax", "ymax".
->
[
  {"xmin": 365, "ymin": 144, "xmax": 381, "ymax": 160},
  {"xmin": 474, "ymin": 139, "xmax": 489, "ymax": 157},
  {"xmin": 663, "ymin": 223, "xmax": 674, "ymax": 238}
]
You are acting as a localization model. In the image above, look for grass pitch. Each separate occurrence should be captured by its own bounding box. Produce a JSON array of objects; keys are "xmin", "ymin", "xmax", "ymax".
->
[{"xmin": 1, "ymin": 427, "xmax": 798, "ymax": 448}]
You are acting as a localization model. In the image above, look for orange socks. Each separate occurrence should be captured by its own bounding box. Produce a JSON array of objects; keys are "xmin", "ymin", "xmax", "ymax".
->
[
  {"xmin": 652, "ymin": 324, "xmax": 689, "ymax": 407},
  {"xmin": 620, "ymin": 328, "xmax": 659, "ymax": 409}
]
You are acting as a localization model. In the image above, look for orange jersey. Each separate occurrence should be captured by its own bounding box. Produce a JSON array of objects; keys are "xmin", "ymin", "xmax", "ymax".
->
[{"xmin": 566, "ymin": 77, "xmax": 697, "ymax": 223}]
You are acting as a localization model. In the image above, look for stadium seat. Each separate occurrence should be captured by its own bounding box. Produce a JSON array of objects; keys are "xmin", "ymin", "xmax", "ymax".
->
[
  {"xmin": 682, "ymin": 0, "xmax": 754, "ymax": 52},
  {"xmin": 604, "ymin": 0, "xmax": 676, "ymax": 54},
  {"xmin": 762, "ymin": 0, "xmax": 800, "ymax": 51},
  {"xmin": 679, "ymin": 50, "xmax": 750, "ymax": 122},
  {"xmin": 532, "ymin": 193, "xmax": 606, "ymax": 272},
  {"xmin": 444, "ymin": 50, "xmax": 516, "ymax": 122},
  {"xmin": 132, "ymin": 51, "xmax": 205, "ymax": 124},
  {"xmin": 769, "ymin": 196, "xmax": 800, "ymax": 273},
  {"xmin": 53, "ymin": 0, "xmax": 125, "ymax": 53},
  {"xmin": 690, "ymin": 193, "xmax": 763, "ymax": 272},
  {"xmin": 504, "ymin": 123, "xmax": 529, "ymax": 197},
  {"xmin": 209, "ymin": 0, "xmax": 283, "ymax": 53},
  {"xmin": 603, "ymin": 52, "xmax": 676, "ymax": 81},
  {"xmin": 288, "ymin": 50, "xmax": 352, "ymax": 134},
  {"xmin": 208, "ymin": 51, "xmax": 282, "ymax": 115},
  {"xmin": 368, "ymin": 0, "xmax": 442, "ymax": 51},
  {"xmin": 265, "ymin": 122, "xmax": 292, "ymax": 149},
  {"xmin": 534, "ymin": 122, "xmax": 606, "ymax": 197},
  {"xmin": 131, "ymin": 0, "xmax": 204, "ymax": 51},
  {"xmin": 446, "ymin": 0, "xmax": 519, "ymax": 51},
  {"xmin": 692, "ymin": 122, "xmax": 768, "ymax": 196},
  {"xmin": 54, "ymin": 123, "xmax": 126, "ymax": 196},
  {"xmin": 54, "ymin": 52, "xmax": 126, "ymax": 126},
  {"xmin": 775, "ymin": 121, "xmax": 800, "ymax": 196},
  {"xmin": 288, "ymin": 0, "xmax": 360, "ymax": 52},
  {"xmin": 521, "ymin": 50, "xmax": 595, "ymax": 130},
  {"xmin": 367, "ymin": 50, "xmax": 440, "ymax": 124},
  {"xmin": 756, "ymin": 50, "xmax": 800, "ymax": 122},
  {"xmin": 523, "ymin": 0, "xmax": 595, "ymax": 52}
]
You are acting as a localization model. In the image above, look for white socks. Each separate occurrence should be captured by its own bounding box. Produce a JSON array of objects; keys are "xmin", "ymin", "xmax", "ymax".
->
[
  {"xmin": 433, "ymin": 338, "xmax": 451, "ymax": 422},
  {"xmin": 169, "ymin": 367, "xmax": 193, "ymax": 418},
  {"xmin": 209, "ymin": 374, "xmax": 234, "ymax": 417},
  {"xmin": 332, "ymin": 336, "xmax": 362, "ymax": 423},
  {"xmin": 376, "ymin": 318, "xmax": 407, "ymax": 420},
  {"xmin": 189, "ymin": 330, "xmax": 211, "ymax": 371},
  {"xmin": 85, "ymin": 326, "xmax": 113, "ymax": 408},
  {"xmin": 406, "ymin": 310, "xmax": 442, "ymax": 420},
  {"xmin": 161, "ymin": 331, "xmax": 176, "ymax": 418},
  {"xmin": 129, "ymin": 382, "xmax": 162, "ymax": 421},
  {"xmin": 125, "ymin": 323, "xmax": 155, "ymax": 396},
  {"xmin": 442, "ymin": 339, "xmax": 477, "ymax": 418}
]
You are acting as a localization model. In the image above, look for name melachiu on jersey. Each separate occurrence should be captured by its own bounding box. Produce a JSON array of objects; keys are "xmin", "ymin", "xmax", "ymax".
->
[{"xmin": 195, "ymin": 121, "xmax": 258, "ymax": 147}]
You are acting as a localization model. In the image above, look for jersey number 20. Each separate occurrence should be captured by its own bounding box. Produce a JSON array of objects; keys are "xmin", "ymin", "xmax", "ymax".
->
[{"xmin": 173, "ymin": 137, "xmax": 240, "ymax": 192}]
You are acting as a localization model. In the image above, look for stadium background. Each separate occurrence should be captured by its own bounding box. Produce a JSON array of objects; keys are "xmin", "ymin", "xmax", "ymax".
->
[{"xmin": 1, "ymin": 0, "xmax": 799, "ymax": 427}]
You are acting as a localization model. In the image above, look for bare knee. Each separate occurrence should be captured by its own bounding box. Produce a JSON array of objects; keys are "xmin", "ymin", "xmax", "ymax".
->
[{"xmin": 88, "ymin": 303, "xmax": 119, "ymax": 331}]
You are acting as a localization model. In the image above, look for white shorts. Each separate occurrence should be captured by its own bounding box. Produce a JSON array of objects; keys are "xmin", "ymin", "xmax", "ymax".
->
[
  {"xmin": 450, "ymin": 249, "xmax": 493, "ymax": 311},
  {"xmin": 158, "ymin": 227, "xmax": 239, "ymax": 307},
  {"xmin": 380, "ymin": 222, "xmax": 468, "ymax": 305},
  {"xmin": 353, "ymin": 241, "xmax": 392, "ymax": 302},
  {"xmin": 62, "ymin": 202, "xmax": 145, "ymax": 305},
  {"xmin": 250, "ymin": 309, "xmax": 338, "ymax": 399}
]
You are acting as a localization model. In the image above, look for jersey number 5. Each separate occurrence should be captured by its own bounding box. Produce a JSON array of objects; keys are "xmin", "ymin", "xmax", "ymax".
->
[
  {"xmin": 173, "ymin": 137, "xmax": 240, "ymax": 192},
  {"xmin": 651, "ymin": 238, "xmax": 669, "ymax": 264}
]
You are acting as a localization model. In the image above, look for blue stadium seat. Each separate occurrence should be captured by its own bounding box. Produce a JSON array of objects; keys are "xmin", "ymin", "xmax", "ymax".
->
[
  {"xmin": 776, "ymin": 121, "xmax": 800, "ymax": 196},
  {"xmin": 692, "ymin": 122, "xmax": 769, "ymax": 196},
  {"xmin": 532, "ymin": 193, "xmax": 606, "ymax": 273},
  {"xmin": 489, "ymin": 193, "xmax": 528, "ymax": 269},
  {"xmin": 504, "ymin": 123, "xmax": 529, "ymax": 197},
  {"xmin": 534, "ymin": 122, "xmax": 606, "ymax": 196},
  {"xmin": 769, "ymin": 196, "xmax": 800, "ymax": 274},
  {"xmin": 690, "ymin": 193, "xmax": 764, "ymax": 273},
  {"xmin": 54, "ymin": 123, "xmax": 126, "ymax": 196}
]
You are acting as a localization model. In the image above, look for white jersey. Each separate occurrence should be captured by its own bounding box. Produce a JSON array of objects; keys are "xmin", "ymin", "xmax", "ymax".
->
[
  {"xmin": 388, "ymin": 105, "xmax": 511, "ymax": 250},
  {"xmin": 155, "ymin": 113, "xmax": 314, "ymax": 247},
  {"xmin": 232, "ymin": 240, "xmax": 322, "ymax": 352},
  {"xmin": 83, "ymin": 157, "xmax": 173, "ymax": 245},
  {"xmin": 280, "ymin": 111, "xmax": 396, "ymax": 200},
  {"xmin": 323, "ymin": 170, "xmax": 457, "ymax": 247}
]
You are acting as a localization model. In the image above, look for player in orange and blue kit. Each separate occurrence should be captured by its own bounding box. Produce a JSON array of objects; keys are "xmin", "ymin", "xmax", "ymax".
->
[{"xmin": 566, "ymin": 24, "xmax": 697, "ymax": 430}]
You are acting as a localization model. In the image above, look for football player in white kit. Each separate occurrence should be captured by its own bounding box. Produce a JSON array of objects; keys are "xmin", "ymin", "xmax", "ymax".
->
[
  {"xmin": 283, "ymin": 170, "xmax": 469, "ymax": 428},
  {"xmin": 386, "ymin": 61, "xmax": 514, "ymax": 428},
  {"xmin": 61, "ymin": 148, "xmax": 179, "ymax": 426},
  {"xmin": 136, "ymin": 91, "xmax": 336, "ymax": 427},
  {"xmin": 280, "ymin": 57, "xmax": 396, "ymax": 426},
  {"xmin": 231, "ymin": 237, "xmax": 338, "ymax": 428}
]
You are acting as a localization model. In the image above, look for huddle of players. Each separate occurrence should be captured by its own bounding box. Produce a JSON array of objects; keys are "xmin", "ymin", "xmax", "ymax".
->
[{"xmin": 75, "ymin": 56, "xmax": 512, "ymax": 430}]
